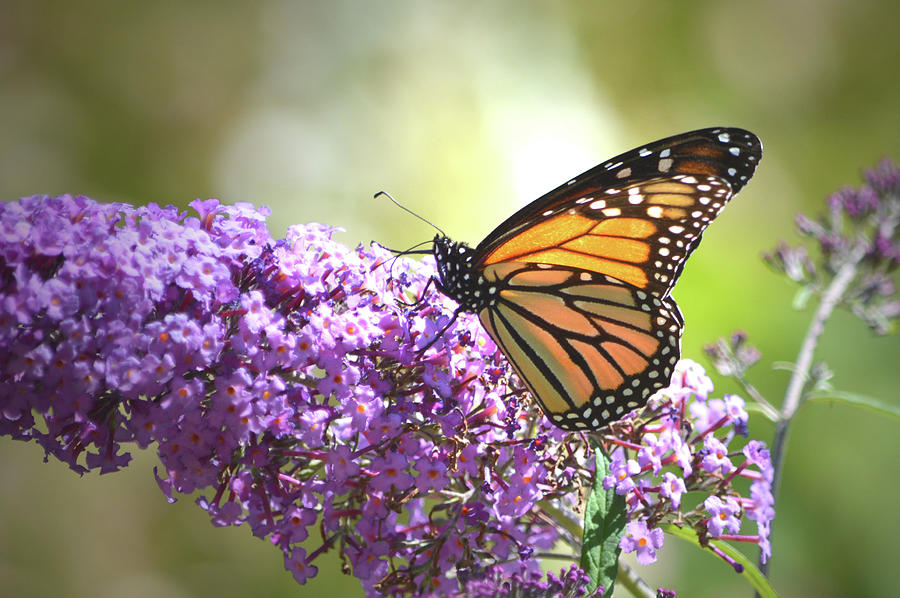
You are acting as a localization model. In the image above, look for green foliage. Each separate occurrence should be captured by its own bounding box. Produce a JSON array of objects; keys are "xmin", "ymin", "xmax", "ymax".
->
[
  {"xmin": 662, "ymin": 524, "xmax": 778, "ymax": 598},
  {"xmin": 805, "ymin": 390, "xmax": 900, "ymax": 421},
  {"xmin": 580, "ymin": 441, "xmax": 627, "ymax": 595}
]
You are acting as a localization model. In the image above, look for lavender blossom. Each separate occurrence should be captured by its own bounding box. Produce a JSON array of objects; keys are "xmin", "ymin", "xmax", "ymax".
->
[
  {"xmin": 0, "ymin": 194, "xmax": 775, "ymax": 595},
  {"xmin": 765, "ymin": 159, "xmax": 900, "ymax": 334},
  {"xmin": 598, "ymin": 359, "xmax": 775, "ymax": 567},
  {"xmin": 460, "ymin": 564, "xmax": 603, "ymax": 598}
]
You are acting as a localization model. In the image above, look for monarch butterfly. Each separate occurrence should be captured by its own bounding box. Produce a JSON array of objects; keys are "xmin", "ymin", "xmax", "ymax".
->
[{"xmin": 431, "ymin": 127, "xmax": 762, "ymax": 431}]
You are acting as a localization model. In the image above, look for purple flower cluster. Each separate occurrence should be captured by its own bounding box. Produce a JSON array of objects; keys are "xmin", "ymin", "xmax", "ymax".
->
[
  {"xmin": 600, "ymin": 359, "xmax": 775, "ymax": 568},
  {"xmin": 460, "ymin": 564, "xmax": 602, "ymax": 598},
  {"xmin": 766, "ymin": 159, "xmax": 900, "ymax": 334},
  {"xmin": 0, "ymin": 194, "xmax": 774, "ymax": 595}
]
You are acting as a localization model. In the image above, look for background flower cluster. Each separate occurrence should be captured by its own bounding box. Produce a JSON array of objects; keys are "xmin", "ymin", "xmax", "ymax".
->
[{"xmin": 0, "ymin": 194, "xmax": 774, "ymax": 596}]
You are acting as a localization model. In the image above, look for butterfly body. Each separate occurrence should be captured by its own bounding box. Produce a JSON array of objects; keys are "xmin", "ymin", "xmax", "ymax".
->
[{"xmin": 431, "ymin": 128, "xmax": 761, "ymax": 431}]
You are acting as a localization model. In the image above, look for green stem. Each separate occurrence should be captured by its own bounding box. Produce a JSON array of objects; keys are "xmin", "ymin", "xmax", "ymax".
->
[
  {"xmin": 616, "ymin": 559, "xmax": 655, "ymax": 598},
  {"xmin": 759, "ymin": 242, "xmax": 868, "ymax": 585}
]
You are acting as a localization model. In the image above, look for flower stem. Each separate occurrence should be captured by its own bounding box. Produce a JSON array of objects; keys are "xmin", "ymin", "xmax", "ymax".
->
[
  {"xmin": 760, "ymin": 241, "xmax": 868, "ymax": 584},
  {"xmin": 617, "ymin": 559, "xmax": 655, "ymax": 598}
]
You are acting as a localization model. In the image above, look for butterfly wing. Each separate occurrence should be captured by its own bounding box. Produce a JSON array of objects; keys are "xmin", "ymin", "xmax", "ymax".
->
[
  {"xmin": 472, "ymin": 127, "xmax": 762, "ymax": 298},
  {"xmin": 477, "ymin": 263, "xmax": 683, "ymax": 430}
]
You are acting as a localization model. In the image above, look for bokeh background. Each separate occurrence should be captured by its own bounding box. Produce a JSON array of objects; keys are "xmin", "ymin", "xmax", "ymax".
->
[{"xmin": 1, "ymin": 2, "xmax": 898, "ymax": 597}]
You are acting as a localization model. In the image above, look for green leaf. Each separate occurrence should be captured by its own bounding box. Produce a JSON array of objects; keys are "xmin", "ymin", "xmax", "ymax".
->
[
  {"xmin": 806, "ymin": 389, "xmax": 900, "ymax": 420},
  {"xmin": 661, "ymin": 524, "xmax": 778, "ymax": 598},
  {"xmin": 743, "ymin": 401, "xmax": 781, "ymax": 422},
  {"xmin": 792, "ymin": 285, "xmax": 814, "ymax": 310},
  {"xmin": 580, "ymin": 440, "xmax": 627, "ymax": 596}
]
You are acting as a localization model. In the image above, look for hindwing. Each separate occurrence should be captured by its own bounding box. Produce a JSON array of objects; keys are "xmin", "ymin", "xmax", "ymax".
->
[{"xmin": 477, "ymin": 263, "xmax": 683, "ymax": 430}]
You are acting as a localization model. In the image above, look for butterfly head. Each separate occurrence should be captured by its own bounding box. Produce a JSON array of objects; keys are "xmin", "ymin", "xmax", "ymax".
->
[{"xmin": 432, "ymin": 235, "xmax": 487, "ymax": 313}]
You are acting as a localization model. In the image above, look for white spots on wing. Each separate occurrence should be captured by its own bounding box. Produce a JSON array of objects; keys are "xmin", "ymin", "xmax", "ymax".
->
[
  {"xmin": 679, "ymin": 176, "xmax": 697, "ymax": 184},
  {"xmin": 728, "ymin": 167, "xmax": 737, "ymax": 176},
  {"xmin": 668, "ymin": 225, "xmax": 684, "ymax": 233},
  {"xmin": 658, "ymin": 236, "xmax": 670, "ymax": 244},
  {"xmin": 718, "ymin": 132, "xmax": 731, "ymax": 142},
  {"xmin": 639, "ymin": 148, "xmax": 651, "ymax": 157},
  {"xmin": 697, "ymin": 184, "xmax": 712, "ymax": 192},
  {"xmin": 616, "ymin": 167, "xmax": 632, "ymax": 179},
  {"xmin": 576, "ymin": 196, "xmax": 592, "ymax": 204},
  {"xmin": 647, "ymin": 206, "xmax": 663, "ymax": 218},
  {"xmin": 628, "ymin": 194, "xmax": 644, "ymax": 205},
  {"xmin": 659, "ymin": 247, "xmax": 670, "ymax": 256},
  {"xmin": 658, "ymin": 158, "xmax": 674, "ymax": 172},
  {"xmin": 542, "ymin": 209, "xmax": 554, "ymax": 217},
  {"xmin": 602, "ymin": 207, "xmax": 622, "ymax": 217},
  {"xmin": 590, "ymin": 199, "xmax": 607, "ymax": 210},
  {"xmin": 729, "ymin": 147, "xmax": 740, "ymax": 156},
  {"xmin": 659, "ymin": 149, "xmax": 671, "ymax": 158},
  {"xmin": 605, "ymin": 160, "xmax": 623, "ymax": 171}
]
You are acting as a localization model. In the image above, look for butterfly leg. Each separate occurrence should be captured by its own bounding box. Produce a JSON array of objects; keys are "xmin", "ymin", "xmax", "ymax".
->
[{"xmin": 415, "ymin": 309, "xmax": 461, "ymax": 356}]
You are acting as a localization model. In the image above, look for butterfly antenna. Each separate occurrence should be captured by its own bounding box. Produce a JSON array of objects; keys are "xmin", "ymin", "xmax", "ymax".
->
[
  {"xmin": 384, "ymin": 240, "xmax": 429, "ymax": 282},
  {"xmin": 374, "ymin": 191, "xmax": 446, "ymax": 237}
]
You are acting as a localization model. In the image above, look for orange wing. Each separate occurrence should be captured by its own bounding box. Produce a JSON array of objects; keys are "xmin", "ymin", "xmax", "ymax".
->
[
  {"xmin": 478, "ymin": 262, "xmax": 683, "ymax": 430},
  {"xmin": 472, "ymin": 128, "xmax": 762, "ymax": 298},
  {"xmin": 479, "ymin": 174, "xmax": 733, "ymax": 298}
]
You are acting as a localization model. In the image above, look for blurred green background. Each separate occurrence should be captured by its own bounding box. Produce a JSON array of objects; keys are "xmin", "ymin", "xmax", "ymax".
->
[{"xmin": 1, "ymin": 1, "xmax": 898, "ymax": 597}]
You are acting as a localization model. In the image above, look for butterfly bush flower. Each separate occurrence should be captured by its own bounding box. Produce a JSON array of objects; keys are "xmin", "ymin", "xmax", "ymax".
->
[
  {"xmin": 460, "ymin": 564, "xmax": 603, "ymax": 597},
  {"xmin": 599, "ymin": 359, "xmax": 775, "ymax": 570},
  {"xmin": 620, "ymin": 521, "xmax": 664, "ymax": 565},
  {"xmin": 0, "ymin": 194, "xmax": 773, "ymax": 594},
  {"xmin": 765, "ymin": 158, "xmax": 900, "ymax": 335}
]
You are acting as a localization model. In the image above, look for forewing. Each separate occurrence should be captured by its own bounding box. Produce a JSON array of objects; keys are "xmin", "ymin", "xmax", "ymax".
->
[
  {"xmin": 474, "ymin": 127, "xmax": 761, "ymax": 297},
  {"xmin": 478, "ymin": 263, "xmax": 683, "ymax": 431}
]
